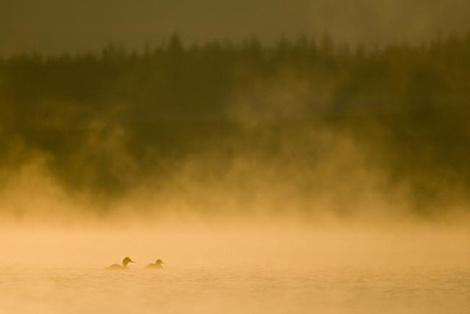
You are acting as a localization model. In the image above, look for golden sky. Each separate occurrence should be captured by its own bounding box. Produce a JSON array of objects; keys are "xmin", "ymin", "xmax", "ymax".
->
[{"xmin": 2, "ymin": 0, "xmax": 470, "ymax": 54}]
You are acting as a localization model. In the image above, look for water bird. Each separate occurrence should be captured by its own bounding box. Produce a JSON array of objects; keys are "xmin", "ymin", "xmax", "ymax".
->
[
  {"xmin": 145, "ymin": 259, "xmax": 164, "ymax": 269},
  {"xmin": 106, "ymin": 257, "xmax": 135, "ymax": 270}
]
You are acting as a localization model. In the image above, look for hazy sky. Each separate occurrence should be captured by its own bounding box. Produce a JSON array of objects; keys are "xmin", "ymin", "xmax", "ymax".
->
[{"xmin": 2, "ymin": 0, "xmax": 470, "ymax": 55}]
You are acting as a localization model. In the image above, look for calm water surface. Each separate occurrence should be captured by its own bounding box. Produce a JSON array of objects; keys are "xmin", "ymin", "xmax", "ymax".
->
[{"xmin": 1, "ymin": 265, "xmax": 469, "ymax": 314}]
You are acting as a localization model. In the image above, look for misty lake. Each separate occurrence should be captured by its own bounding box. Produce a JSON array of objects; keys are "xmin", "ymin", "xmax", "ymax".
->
[
  {"xmin": 1, "ymin": 223, "xmax": 470, "ymax": 314},
  {"xmin": 2, "ymin": 3, "xmax": 470, "ymax": 313},
  {"xmin": 1, "ymin": 264, "xmax": 469, "ymax": 314}
]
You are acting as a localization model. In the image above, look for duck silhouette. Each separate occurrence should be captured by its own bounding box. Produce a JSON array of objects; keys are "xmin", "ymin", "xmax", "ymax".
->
[
  {"xmin": 145, "ymin": 259, "xmax": 164, "ymax": 269},
  {"xmin": 106, "ymin": 257, "xmax": 135, "ymax": 270}
]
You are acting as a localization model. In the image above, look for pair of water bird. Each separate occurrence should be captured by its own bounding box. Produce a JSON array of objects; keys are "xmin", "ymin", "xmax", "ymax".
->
[{"xmin": 106, "ymin": 257, "xmax": 164, "ymax": 270}]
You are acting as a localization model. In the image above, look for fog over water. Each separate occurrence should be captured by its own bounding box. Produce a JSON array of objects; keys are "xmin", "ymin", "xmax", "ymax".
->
[
  {"xmin": 1, "ymin": 1, "xmax": 470, "ymax": 312},
  {"xmin": 1, "ymin": 134, "xmax": 469, "ymax": 313},
  {"xmin": 1, "ymin": 220, "xmax": 470, "ymax": 314}
]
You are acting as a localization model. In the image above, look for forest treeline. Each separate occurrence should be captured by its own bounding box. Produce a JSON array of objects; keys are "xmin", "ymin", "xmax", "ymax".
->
[{"xmin": 1, "ymin": 33, "xmax": 470, "ymax": 215}]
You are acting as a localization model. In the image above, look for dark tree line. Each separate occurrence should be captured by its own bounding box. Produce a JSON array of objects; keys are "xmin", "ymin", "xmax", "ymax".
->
[{"xmin": 1, "ymin": 33, "xmax": 470, "ymax": 214}]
